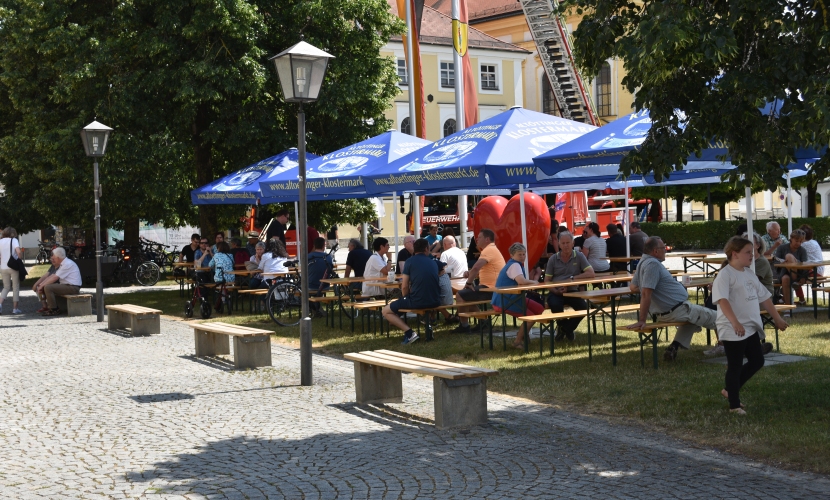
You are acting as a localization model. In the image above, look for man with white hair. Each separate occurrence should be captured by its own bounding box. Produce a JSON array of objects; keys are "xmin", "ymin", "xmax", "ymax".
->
[
  {"xmin": 34, "ymin": 247, "xmax": 82, "ymax": 316},
  {"xmin": 762, "ymin": 221, "xmax": 788, "ymax": 257},
  {"xmin": 439, "ymin": 236, "xmax": 469, "ymax": 323},
  {"xmin": 396, "ymin": 235, "xmax": 416, "ymax": 273}
]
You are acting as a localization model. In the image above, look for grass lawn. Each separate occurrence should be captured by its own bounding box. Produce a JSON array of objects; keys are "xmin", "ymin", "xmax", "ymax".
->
[{"xmin": 104, "ymin": 285, "xmax": 830, "ymax": 474}]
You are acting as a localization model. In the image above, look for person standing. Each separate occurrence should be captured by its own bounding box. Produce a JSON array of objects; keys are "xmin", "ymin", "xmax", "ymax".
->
[
  {"xmin": 382, "ymin": 238, "xmax": 440, "ymax": 345},
  {"xmin": 35, "ymin": 247, "xmax": 82, "ymax": 316},
  {"xmin": 713, "ymin": 236, "xmax": 787, "ymax": 414},
  {"xmin": 581, "ymin": 222, "xmax": 610, "ymax": 272},
  {"xmin": 0, "ymin": 226, "xmax": 25, "ymax": 315},
  {"xmin": 266, "ymin": 209, "xmax": 290, "ymax": 245}
]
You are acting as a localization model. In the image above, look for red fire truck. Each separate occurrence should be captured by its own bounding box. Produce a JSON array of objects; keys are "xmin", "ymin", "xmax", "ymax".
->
[{"xmin": 406, "ymin": 195, "xmax": 478, "ymax": 237}]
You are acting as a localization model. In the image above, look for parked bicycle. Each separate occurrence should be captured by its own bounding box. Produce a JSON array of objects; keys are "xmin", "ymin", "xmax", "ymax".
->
[
  {"xmin": 109, "ymin": 241, "xmax": 160, "ymax": 286},
  {"xmin": 35, "ymin": 240, "xmax": 54, "ymax": 265},
  {"xmin": 139, "ymin": 236, "xmax": 179, "ymax": 274},
  {"xmin": 264, "ymin": 260, "xmax": 303, "ymax": 327}
]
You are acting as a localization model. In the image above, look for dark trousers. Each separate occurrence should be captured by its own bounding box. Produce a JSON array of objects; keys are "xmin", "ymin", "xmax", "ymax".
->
[
  {"xmin": 547, "ymin": 294, "xmax": 587, "ymax": 336},
  {"xmin": 723, "ymin": 332, "xmax": 765, "ymax": 409}
]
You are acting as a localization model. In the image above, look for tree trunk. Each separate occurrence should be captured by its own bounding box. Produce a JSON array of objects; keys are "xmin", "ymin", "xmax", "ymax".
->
[
  {"xmin": 807, "ymin": 178, "xmax": 818, "ymax": 217},
  {"xmin": 718, "ymin": 204, "xmax": 726, "ymax": 221},
  {"xmin": 648, "ymin": 200, "xmax": 661, "ymax": 223},
  {"xmin": 675, "ymin": 194, "xmax": 685, "ymax": 222},
  {"xmin": 123, "ymin": 217, "xmax": 140, "ymax": 247},
  {"xmin": 194, "ymin": 103, "xmax": 216, "ymax": 238}
]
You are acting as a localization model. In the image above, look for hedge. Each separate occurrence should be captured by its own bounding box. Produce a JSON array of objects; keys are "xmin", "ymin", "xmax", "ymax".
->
[{"xmin": 640, "ymin": 218, "xmax": 830, "ymax": 251}]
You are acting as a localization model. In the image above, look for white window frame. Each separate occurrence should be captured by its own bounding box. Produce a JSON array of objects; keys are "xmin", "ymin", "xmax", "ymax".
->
[
  {"xmin": 395, "ymin": 102, "xmax": 410, "ymax": 133},
  {"xmin": 438, "ymin": 60, "xmax": 455, "ymax": 92},
  {"xmin": 438, "ymin": 104, "xmax": 457, "ymax": 136},
  {"xmin": 590, "ymin": 59, "xmax": 617, "ymax": 118},
  {"xmin": 477, "ymin": 59, "xmax": 502, "ymax": 95},
  {"xmin": 396, "ymin": 58, "xmax": 408, "ymax": 87}
]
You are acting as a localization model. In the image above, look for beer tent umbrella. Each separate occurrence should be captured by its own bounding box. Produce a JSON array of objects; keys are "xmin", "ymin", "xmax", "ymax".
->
[{"xmin": 190, "ymin": 148, "xmax": 320, "ymax": 205}]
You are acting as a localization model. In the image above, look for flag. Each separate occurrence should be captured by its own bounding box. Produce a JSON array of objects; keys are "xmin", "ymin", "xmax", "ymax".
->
[
  {"xmin": 457, "ymin": 0, "xmax": 479, "ymax": 127},
  {"xmin": 396, "ymin": 0, "xmax": 427, "ymax": 139}
]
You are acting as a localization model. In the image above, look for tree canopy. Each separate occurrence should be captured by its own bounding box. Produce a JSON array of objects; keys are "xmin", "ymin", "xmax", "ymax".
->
[
  {"xmin": 0, "ymin": 0, "xmax": 403, "ymax": 239},
  {"xmin": 563, "ymin": 0, "xmax": 830, "ymax": 186}
]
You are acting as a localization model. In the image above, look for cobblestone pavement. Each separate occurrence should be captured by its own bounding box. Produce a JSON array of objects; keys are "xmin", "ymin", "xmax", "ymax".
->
[{"xmin": 1, "ymin": 305, "xmax": 828, "ymax": 499}]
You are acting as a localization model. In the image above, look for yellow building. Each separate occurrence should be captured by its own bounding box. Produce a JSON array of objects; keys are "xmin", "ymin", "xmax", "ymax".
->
[{"xmin": 383, "ymin": 1, "xmax": 531, "ymax": 140}]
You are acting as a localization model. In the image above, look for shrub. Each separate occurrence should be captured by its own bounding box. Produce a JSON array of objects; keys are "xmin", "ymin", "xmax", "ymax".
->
[{"xmin": 640, "ymin": 218, "xmax": 830, "ymax": 250}]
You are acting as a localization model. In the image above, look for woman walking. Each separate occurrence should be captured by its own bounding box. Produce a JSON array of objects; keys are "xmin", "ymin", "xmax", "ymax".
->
[
  {"xmin": 712, "ymin": 236, "xmax": 788, "ymax": 414},
  {"xmin": 0, "ymin": 227, "xmax": 25, "ymax": 314}
]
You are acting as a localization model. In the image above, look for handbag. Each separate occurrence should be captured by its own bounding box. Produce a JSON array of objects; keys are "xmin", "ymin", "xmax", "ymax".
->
[{"xmin": 6, "ymin": 239, "xmax": 28, "ymax": 279}]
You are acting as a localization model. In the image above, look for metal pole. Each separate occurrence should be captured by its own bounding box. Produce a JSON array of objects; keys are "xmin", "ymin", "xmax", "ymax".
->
[
  {"xmin": 413, "ymin": 194, "xmax": 421, "ymax": 237},
  {"xmin": 404, "ymin": 0, "xmax": 416, "ymax": 135},
  {"xmin": 452, "ymin": 0, "xmax": 464, "ymax": 130},
  {"xmin": 298, "ymin": 103, "xmax": 312, "ymax": 387},
  {"xmin": 624, "ymin": 180, "xmax": 630, "ymax": 258},
  {"xmin": 93, "ymin": 160, "xmax": 104, "ymax": 322},
  {"xmin": 392, "ymin": 192, "xmax": 399, "ymax": 263},
  {"xmin": 459, "ymin": 195, "xmax": 467, "ymax": 248},
  {"xmin": 745, "ymin": 185, "xmax": 755, "ymax": 273},
  {"xmin": 786, "ymin": 171, "xmax": 793, "ymax": 237}
]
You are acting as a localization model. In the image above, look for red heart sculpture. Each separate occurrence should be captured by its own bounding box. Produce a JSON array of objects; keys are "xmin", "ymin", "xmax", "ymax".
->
[{"xmin": 473, "ymin": 193, "xmax": 550, "ymax": 267}]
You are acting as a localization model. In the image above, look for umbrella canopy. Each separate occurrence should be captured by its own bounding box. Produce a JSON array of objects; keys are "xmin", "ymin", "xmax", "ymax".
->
[
  {"xmin": 362, "ymin": 107, "xmax": 596, "ymax": 195},
  {"xmin": 534, "ymin": 109, "xmax": 821, "ymax": 177},
  {"xmin": 190, "ymin": 149, "xmax": 320, "ymax": 205},
  {"xmin": 260, "ymin": 130, "xmax": 431, "ymax": 199}
]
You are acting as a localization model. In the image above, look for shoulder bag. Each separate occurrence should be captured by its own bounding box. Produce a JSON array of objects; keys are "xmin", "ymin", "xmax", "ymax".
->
[{"xmin": 6, "ymin": 239, "xmax": 28, "ymax": 279}]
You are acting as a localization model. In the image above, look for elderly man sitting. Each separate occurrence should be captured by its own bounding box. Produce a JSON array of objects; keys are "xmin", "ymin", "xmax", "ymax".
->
[
  {"xmin": 762, "ymin": 221, "xmax": 788, "ymax": 257},
  {"xmin": 34, "ymin": 247, "xmax": 83, "ymax": 316}
]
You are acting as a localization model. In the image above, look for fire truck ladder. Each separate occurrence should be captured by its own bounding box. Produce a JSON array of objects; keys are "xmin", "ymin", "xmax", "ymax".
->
[{"xmin": 519, "ymin": 0, "xmax": 598, "ymax": 125}]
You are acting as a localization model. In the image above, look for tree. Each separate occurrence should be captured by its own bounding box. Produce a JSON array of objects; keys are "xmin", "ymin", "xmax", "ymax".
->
[
  {"xmin": 0, "ymin": 0, "xmax": 402, "ymax": 240},
  {"xmin": 563, "ymin": 0, "xmax": 830, "ymax": 185}
]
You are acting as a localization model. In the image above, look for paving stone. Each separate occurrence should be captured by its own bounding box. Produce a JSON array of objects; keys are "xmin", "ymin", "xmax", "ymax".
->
[{"xmin": 0, "ymin": 297, "xmax": 828, "ymax": 498}]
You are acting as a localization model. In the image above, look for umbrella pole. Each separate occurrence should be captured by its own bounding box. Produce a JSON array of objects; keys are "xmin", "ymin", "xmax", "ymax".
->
[
  {"xmin": 625, "ymin": 180, "xmax": 630, "ymax": 258},
  {"xmin": 746, "ymin": 185, "xmax": 755, "ymax": 273},
  {"xmin": 459, "ymin": 195, "xmax": 468, "ymax": 249},
  {"xmin": 413, "ymin": 195, "xmax": 421, "ymax": 238},
  {"xmin": 392, "ymin": 192, "xmax": 399, "ymax": 265},
  {"xmin": 519, "ymin": 185, "xmax": 529, "ymax": 272}
]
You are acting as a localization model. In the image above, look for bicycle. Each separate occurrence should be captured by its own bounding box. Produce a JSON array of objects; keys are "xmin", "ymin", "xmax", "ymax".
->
[
  {"xmin": 184, "ymin": 273, "xmax": 213, "ymax": 319},
  {"xmin": 109, "ymin": 243, "xmax": 161, "ymax": 286},
  {"xmin": 35, "ymin": 241, "xmax": 53, "ymax": 265},
  {"xmin": 264, "ymin": 260, "xmax": 303, "ymax": 326},
  {"xmin": 139, "ymin": 236, "xmax": 179, "ymax": 274}
]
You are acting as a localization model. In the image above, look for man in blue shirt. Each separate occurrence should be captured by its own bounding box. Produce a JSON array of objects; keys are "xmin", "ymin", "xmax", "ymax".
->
[
  {"xmin": 194, "ymin": 237, "xmax": 213, "ymax": 283},
  {"xmin": 344, "ymin": 238, "xmax": 372, "ymax": 292},
  {"xmin": 307, "ymin": 237, "xmax": 333, "ymax": 318},
  {"xmin": 382, "ymin": 238, "xmax": 440, "ymax": 345}
]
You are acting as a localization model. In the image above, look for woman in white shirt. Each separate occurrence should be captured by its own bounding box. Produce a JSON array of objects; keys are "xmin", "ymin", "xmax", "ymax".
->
[
  {"xmin": 712, "ymin": 236, "xmax": 788, "ymax": 414},
  {"xmin": 258, "ymin": 239, "xmax": 290, "ymax": 284},
  {"xmin": 799, "ymin": 224, "xmax": 824, "ymax": 275},
  {"xmin": 0, "ymin": 227, "xmax": 25, "ymax": 315},
  {"xmin": 362, "ymin": 238, "xmax": 390, "ymax": 298}
]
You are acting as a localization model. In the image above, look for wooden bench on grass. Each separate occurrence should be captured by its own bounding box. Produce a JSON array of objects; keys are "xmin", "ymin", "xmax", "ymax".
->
[
  {"xmin": 192, "ymin": 322, "xmax": 272, "ymax": 369},
  {"xmin": 55, "ymin": 293, "xmax": 93, "ymax": 317},
  {"xmin": 619, "ymin": 321, "xmax": 689, "ymax": 369},
  {"xmin": 343, "ymin": 349, "xmax": 499, "ymax": 429},
  {"xmin": 400, "ymin": 300, "xmax": 492, "ymax": 342},
  {"xmin": 236, "ymin": 288, "xmax": 269, "ymax": 313},
  {"xmin": 761, "ymin": 304, "xmax": 796, "ymax": 352},
  {"xmin": 106, "ymin": 304, "xmax": 162, "ymax": 336},
  {"xmin": 309, "ymin": 295, "xmax": 340, "ymax": 327},
  {"xmin": 516, "ymin": 310, "xmax": 589, "ymax": 355}
]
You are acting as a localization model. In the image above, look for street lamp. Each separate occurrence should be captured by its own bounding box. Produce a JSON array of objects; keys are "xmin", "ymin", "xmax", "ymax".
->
[
  {"xmin": 270, "ymin": 41, "xmax": 334, "ymax": 386},
  {"xmin": 80, "ymin": 120, "xmax": 113, "ymax": 322}
]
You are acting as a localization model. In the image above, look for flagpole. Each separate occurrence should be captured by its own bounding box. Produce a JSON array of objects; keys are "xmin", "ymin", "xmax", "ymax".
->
[
  {"xmin": 452, "ymin": 0, "xmax": 467, "ymax": 247},
  {"xmin": 404, "ymin": 0, "xmax": 416, "ymax": 136}
]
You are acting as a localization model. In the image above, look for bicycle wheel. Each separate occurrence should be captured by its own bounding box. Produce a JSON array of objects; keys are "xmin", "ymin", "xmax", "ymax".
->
[
  {"xmin": 199, "ymin": 299, "xmax": 212, "ymax": 319},
  {"xmin": 267, "ymin": 282, "xmax": 303, "ymax": 327},
  {"xmin": 336, "ymin": 286, "xmax": 360, "ymax": 320},
  {"xmin": 184, "ymin": 302, "xmax": 194, "ymax": 318},
  {"xmin": 135, "ymin": 262, "xmax": 161, "ymax": 286}
]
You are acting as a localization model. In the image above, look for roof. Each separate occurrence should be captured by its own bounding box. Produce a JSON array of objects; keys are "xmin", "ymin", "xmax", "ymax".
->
[
  {"xmin": 427, "ymin": 0, "xmax": 524, "ymax": 23},
  {"xmin": 388, "ymin": 1, "xmax": 529, "ymax": 53}
]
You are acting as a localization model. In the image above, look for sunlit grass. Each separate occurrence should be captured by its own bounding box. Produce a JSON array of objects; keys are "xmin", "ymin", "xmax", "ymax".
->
[{"xmin": 105, "ymin": 286, "xmax": 830, "ymax": 473}]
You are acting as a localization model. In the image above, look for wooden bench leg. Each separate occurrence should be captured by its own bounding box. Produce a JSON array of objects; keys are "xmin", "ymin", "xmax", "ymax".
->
[
  {"xmin": 107, "ymin": 309, "xmax": 129, "ymax": 331},
  {"xmin": 353, "ymin": 361, "xmax": 403, "ymax": 404},
  {"xmin": 194, "ymin": 329, "xmax": 230, "ymax": 356},
  {"xmin": 433, "ymin": 376, "xmax": 488, "ymax": 429},
  {"xmin": 131, "ymin": 313, "xmax": 160, "ymax": 336},
  {"xmin": 233, "ymin": 334, "xmax": 272, "ymax": 369},
  {"xmin": 638, "ymin": 327, "xmax": 659, "ymax": 369}
]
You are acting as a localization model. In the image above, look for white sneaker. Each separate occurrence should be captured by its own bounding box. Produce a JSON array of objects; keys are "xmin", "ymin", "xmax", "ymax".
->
[
  {"xmin": 704, "ymin": 345, "xmax": 725, "ymax": 356},
  {"xmin": 12, "ymin": 309, "xmax": 22, "ymax": 314}
]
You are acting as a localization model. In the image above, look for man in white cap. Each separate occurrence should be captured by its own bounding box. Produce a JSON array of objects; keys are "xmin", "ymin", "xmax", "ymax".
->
[{"xmin": 246, "ymin": 231, "xmax": 260, "ymax": 256}]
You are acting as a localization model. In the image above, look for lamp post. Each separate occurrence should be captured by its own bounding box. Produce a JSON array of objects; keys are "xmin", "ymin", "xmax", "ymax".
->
[
  {"xmin": 270, "ymin": 41, "xmax": 334, "ymax": 387},
  {"xmin": 80, "ymin": 120, "xmax": 113, "ymax": 322}
]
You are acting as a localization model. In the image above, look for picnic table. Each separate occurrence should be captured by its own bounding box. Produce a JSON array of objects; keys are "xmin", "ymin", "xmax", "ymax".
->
[
  {"xmin": 671, "ymin": 252, "xmax": 715, "ymax": 273},
  {"xmin": 562, "ymin": 286, "xmax": 635, "ymax": 365},
  {"xmin": 774, "ymin": 260, "xmax": 830, "ymax": 318}
]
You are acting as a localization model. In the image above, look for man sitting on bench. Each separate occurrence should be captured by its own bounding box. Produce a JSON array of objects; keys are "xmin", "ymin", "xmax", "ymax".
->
[
  {"xmin": 35, "ymin": 247, "xmax": 82, "ymax": 316},
  {"xmin": 382, "ymin": 238, "xmax": 440, "ymax": 345},
  {"xmin": 626, "ymin": 236, "xmax": 717, "ymax": 361},
  {"xmin": 544, "ymin": 231, "xmax": 594, "ymax": 341}
]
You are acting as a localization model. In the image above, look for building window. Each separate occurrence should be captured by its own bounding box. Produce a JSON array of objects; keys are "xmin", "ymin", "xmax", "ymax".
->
[
  {"xmin": 443, "ymin": 118, "xmax": 456, "ymax": 137},
  {"xmin": 595, "ymin": 62, "xmax": 612, "ymax": 117},
  {"xmin": 480, "ymin": 65, "xmax": 498, "ymax": 90},
  {"xmin": 400, "ymin": 117, "xmax": 411, "ymax": 135},
  {"xmin": 397, "ymin": 59, "xmax": 408, "ymax": 85},
  {"xmin": 542, "ymin": 76, "xmax": 561, "ymax": 117},
  {"xmin": 440, "ymin": 62, "xmax": 455, "ymax": 88}
]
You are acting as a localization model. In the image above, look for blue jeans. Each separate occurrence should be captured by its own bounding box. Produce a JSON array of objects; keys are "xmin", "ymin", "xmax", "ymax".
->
[{"xmin": 547, "ymin": 293, "xmax": 587, "ymax": 336}]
